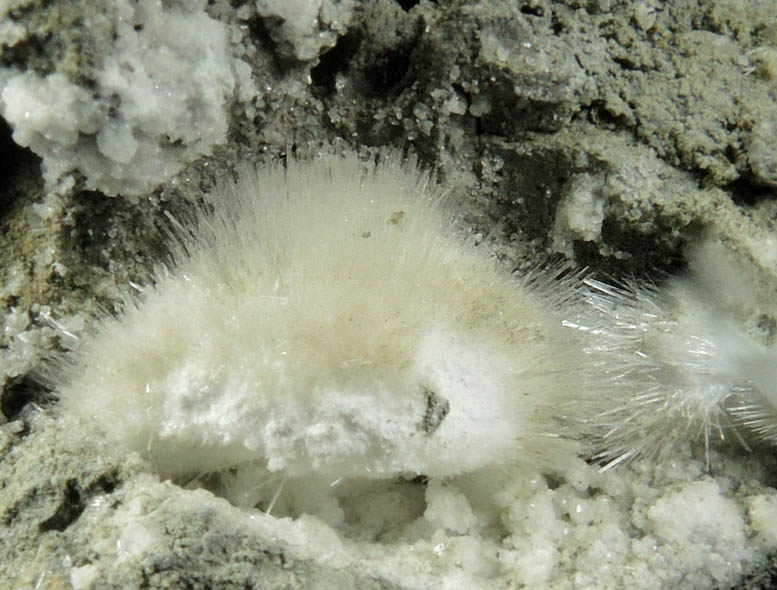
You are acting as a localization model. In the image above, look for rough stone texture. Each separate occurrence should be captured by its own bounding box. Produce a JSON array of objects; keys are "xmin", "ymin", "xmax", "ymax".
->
[
  {"xmin": 1, "ymin": 411, "xmax": 406, "ymax": 589},
  {"xmin": 2, "ymin": 0, "xmax": 777, "ymax": 588}
]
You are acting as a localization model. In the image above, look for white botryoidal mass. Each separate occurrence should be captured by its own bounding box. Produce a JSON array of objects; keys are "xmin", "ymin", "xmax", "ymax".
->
[
  {"xmin": 56, "ymin": 150, "xmax": 597, "ymax": 503},
  {"xmin": 0, "ymin": 0, "xmax": 243, "ymax": 197}
]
